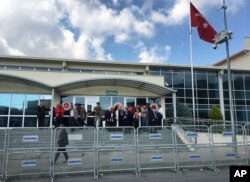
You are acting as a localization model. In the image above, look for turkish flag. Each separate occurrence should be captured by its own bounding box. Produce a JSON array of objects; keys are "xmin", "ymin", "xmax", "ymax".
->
[{"xmin": 190, "ymin": 2, "xmax": 217, "ymax": 44}]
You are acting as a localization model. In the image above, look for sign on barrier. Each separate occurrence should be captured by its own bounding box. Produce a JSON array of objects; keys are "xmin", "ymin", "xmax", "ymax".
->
[
  {"xmin": 96, "ymin": 127, "xmax": 137, "ymax": 176},
  {"xmin": 175, "ymin": 125, "xmax": 215, "ymax": 171},
  {"xmin": 21, "ymin": 160, "xmax": 38, "ymax": 167},
  {"xmin": 22, "ymin": 135, "xmax": 39, "ymax": 142},
  {"xmin": 52, "ymin": 127, "xmax": 96, "ymax": 179},
  {"xmin": 210, "ymin": 124, "xmax": 248, "ymax": 167},
  {"xmin": 137, "ymin": 126, "xmax": 177, "ymax": 174}
]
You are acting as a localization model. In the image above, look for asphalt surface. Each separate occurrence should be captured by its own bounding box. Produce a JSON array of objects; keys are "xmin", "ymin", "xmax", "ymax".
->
[{"xmin": 6, "ymin": 167, "xmax": 230, "ymax": 182}]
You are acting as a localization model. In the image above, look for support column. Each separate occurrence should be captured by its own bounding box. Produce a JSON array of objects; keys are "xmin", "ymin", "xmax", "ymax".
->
[
  {"xmin": 50, "ymin": 88, "xmax": 55, "ymax": 128},
  {"xmin": 160, "ymin": 97, "xmax": 166, "ymax": 119},
  {"xmin": 218, "ymin": 70, "xmax": 225, "ymax": 120},
  {"xmin": 172, "ymin": 92, "xmax": 177, "ymax": 124}
]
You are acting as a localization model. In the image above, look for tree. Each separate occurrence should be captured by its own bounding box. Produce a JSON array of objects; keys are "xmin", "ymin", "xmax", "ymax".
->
[
  {"xmin": 166, "ymin": 103, "xmax": 192, "ymax": 118},
  {"xmin": 208, "ymin": 105, "xmax": 223, "ymax": 120}
]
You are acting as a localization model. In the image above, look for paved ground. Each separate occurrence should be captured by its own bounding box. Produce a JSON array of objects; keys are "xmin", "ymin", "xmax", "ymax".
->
[{"xmin": 6, "ymin": 167, "xmax": 229, "ymax": 182}]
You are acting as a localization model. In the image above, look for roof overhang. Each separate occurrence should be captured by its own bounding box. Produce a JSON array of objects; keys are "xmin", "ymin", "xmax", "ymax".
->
[{"xmin": 56, "ymin": 78, "xmax": 176, "ymax": 96}]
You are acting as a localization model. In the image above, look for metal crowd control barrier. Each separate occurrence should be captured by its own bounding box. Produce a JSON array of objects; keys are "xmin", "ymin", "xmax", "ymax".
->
[
  {"xmin": 0, "ymin": 129, "xmax": 7, "ymax": 181},
  {"xmin": 210, "ymin": 124, "xmax": 248, "ymax": 167},
  {"xmin": 173, "ymin": 125, "xmax": 215, "ymax": 172},
  {"xmin": 52, "ymin": 127, "xmax": 96, "ymax": 180},
  {"xmin": 5, "ymin": 128, "xmax": 53, "ymax": 180},
  {"xmin": 244, "ymin": 124, "xmax": 250, "ymax": 165},
  {"xmin": 137, "ymin": 126, "xmax": 178, "ymax": 174},
  {"xmin": 96, "ymin": 127, "xmax": 137, "ymax": 177}
]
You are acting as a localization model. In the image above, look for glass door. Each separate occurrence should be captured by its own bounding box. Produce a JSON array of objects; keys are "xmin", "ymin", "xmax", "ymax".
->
[
  {"xmin": 125, "ymin": 97, "xmax": 136, "ymax": 108},
  {"xmin": 86, "ymin": 96, "xmax": 99, "ymax": 114}
]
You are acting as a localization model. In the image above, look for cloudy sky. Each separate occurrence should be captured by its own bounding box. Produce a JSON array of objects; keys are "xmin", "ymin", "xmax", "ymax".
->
[{"xmin": 0, "ymin": 0, "xmax": 249, "ymax": 65}]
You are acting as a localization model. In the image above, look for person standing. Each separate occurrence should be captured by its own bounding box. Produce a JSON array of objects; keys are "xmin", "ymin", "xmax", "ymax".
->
[
  {"xmin": 148, "ymin": 104, "xmax": 158, "ymax": 133},
  {"xmin": 141, "ymin": 105, "xmax": 147, "ymax": 127},
  {"xmin": 37, "ymin": 103, "xmax": 50, "ymax": 127},
  {"xmin": 54, "ymin": 124, "xmax": 69, "ymax": 163},
  {"xmin": 69, "ymin": 103, "xmax": 78, "ymax": 127},
  {"xmin": 133, "ymin": 107, "xmax": 141, "ymax": 130},
  {"xmin": 94, "ymin": 102, "xmax": 102, "ymax": 127},
  {"xmin": 79, "ymin": 104, "xmax": 87, "ymax": 126},
  {"xmin": 55, "ymin": 104, "xmax": 64, "ymax": 128}
]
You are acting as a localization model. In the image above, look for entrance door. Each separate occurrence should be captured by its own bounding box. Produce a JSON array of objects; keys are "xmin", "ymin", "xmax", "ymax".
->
[
  {"xmin": 74, "ymin": 96, "xmax": 85, "ymax": 107},
  {"xmin": 125, "ymin": 97, "xmax": 136, "ymax": 108},
  {"xmin": 86, "ymin": 96, "xmax": 99, "ymax": 113},
  {"xmin": 136, "ymin": 98, "xmax": 147, "ymax": 106}
]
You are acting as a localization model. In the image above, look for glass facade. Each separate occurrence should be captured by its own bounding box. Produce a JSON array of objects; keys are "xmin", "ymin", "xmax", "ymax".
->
[
  {"xmin": 0, "ymin": 93, "xmax": 51, "ymax": 127},
  {"xmin": 150, "ymin": 67, "xmax": 250, "ymax": 123},
  {"xmin": 61, "ymin": 96, "xmax": 158, "ymax": 114}
]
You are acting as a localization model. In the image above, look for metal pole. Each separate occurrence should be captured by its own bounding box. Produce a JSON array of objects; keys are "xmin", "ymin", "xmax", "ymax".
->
[
  {"xmin": 50, "ymin": 88, "xmax": 55, "ymax": 128},
  {"xmin": 222, "ymin": 0, "xmax": 236, "ymax": 144},
  {"xmin": 172, "ymin": 92, "xmax": 177, "ymax": 124},
  {"xmin": 189, "ymin": 1, "xmax": 196, "ymax": 125}
]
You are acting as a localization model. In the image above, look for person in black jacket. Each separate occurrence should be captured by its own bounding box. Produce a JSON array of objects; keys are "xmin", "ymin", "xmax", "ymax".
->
[
  {"xmin": 37, "ymin": 103, "xmax": 50, "ymax": 127},
  {"xmin": 148, "ymin": 104, "xmax": 158, "ymax": 133},
  {"xmin": 54, "ymin": 124, "xmax": 69, "ymax": 163}
]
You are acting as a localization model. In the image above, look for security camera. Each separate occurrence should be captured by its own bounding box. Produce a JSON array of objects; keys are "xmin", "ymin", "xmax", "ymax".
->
[
  {"xmin": 164, "ymin": 82, "xmax": 169, "ymax": 87},
  {"xmin": 213, "ymin": 44, "xmax": 217, "ymax": 49}
]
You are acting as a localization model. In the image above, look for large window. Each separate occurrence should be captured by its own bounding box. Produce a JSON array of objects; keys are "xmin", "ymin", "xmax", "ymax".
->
[{"xmin": 0, "ymin": 93, "xmax": 51, "ymax": 127}]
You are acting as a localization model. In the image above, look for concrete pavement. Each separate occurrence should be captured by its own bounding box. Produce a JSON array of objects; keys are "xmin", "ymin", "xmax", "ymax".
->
[{"xmin": 6, "ymin": 167, "xmax": 229, "ymax": 182}]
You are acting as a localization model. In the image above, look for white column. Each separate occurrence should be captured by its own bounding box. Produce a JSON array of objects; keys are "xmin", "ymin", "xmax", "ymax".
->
[
  {"xmin": 160, "ymin": 96, "xmax": 166, "ymax": 119},
  {"xmin": 218, "ymin": 70, "xmax": 225, "ymax": 120},
  {"xmin": 50, "ymin": 88, "xmax": 55, "ymax": 128},
  {"xmin": 172, "ymin": 92, "xmax": 177, "ymax": 124}
]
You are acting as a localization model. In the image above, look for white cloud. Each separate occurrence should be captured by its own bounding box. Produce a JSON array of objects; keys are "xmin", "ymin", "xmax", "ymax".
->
[
  {"xmin": 0, "ymin": 0, "xmax": 246, "ymax": 62},
  {"xmin": 150, "ymin": 0, "xmax": 246, "ymax": 26},
  {"xmin": 139, "ymin": 45, "xmax": 171, "ymax": 64},
  {"xmin": 115, "ymin": 33, "xmax": 130, "ymax": 43},
  {"xmin": 0, "ymin": 36, "xmax": 24, "ymax": 56}
]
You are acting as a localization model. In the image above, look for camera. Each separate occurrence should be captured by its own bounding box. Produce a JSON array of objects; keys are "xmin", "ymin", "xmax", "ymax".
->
[{"xmin": 213, "ymin": 44, "xmax": 217, "ymax": 49}]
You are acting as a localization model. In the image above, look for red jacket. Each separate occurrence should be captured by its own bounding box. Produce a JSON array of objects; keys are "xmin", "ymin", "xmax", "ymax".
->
[{"xmin": 55, "ymin": 106, "xmax": 64, "ymax": 117}]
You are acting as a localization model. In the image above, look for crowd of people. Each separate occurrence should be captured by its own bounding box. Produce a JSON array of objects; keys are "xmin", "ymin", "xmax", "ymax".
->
[
  {"xmin": 104, "ymin": 102, "xmax": 163, "ymax": 130},
  {"xmin": 37, "ymin": 102, "xmax": 163, "ymax": 129}
]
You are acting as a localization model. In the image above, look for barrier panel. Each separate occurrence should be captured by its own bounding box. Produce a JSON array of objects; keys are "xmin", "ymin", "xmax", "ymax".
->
[
  {"xmin": 96, "ymin": 127, "xmax": 137, "ymax": 177},
  {"xmin": 210, "ymin": 124, "xmax": 248, "ymax": 167},
  {"xmin": 137, "ymin": 126, "xmax": 178, "ymax": 174},
  {"xmin": 174, "ymin": 125, "xmax": 215, "ymax": 171},
  {"xmin": 5, "ymin": 128, "xmax": 53, "ymax": 180},
  {"xmin": 244, "ymin": 124, "xmax": 250, "ymax": 165},
  {"xmin": 0, "ymin": 129, "xmax": 7, "ymax": 181},
  {"xmin": 52, "ymin": 127, "xmax": 96, "ymax": 179}
]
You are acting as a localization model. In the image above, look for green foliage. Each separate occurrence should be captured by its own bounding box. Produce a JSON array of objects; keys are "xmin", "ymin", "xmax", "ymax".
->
[
  {"xmin": 166, "ymin": 103, "xmax": 192, "ymax": 118},
  {"xmin": 177, "ymin": 103, "xmax": 192, "ymax": 118},
  {"xmin": 208, "ymin": 105, "xmax": 223, "ymax": 120}
]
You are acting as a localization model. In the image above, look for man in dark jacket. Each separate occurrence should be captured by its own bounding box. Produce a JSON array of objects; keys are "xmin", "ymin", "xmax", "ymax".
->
[
  {"xmin": 37, "ymin": 103, "xmax": 50, "ymax": 127},
  {"xmin": 148, "ymin": 104, "xmax": 158, "ymax": 133},
  {"xmin": 54, "ymin": 124, "xmax": 69, "ymax": 163}
]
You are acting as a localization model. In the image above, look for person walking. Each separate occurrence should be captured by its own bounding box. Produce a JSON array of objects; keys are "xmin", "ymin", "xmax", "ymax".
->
[{"xmin": 54, "ymin": 124, "xmax": 69, "ymax": 164}]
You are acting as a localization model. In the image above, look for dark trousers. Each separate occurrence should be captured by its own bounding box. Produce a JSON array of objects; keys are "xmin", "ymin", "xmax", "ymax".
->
[
  {"xmin": 38, "ymin": 117, "xmax": 44, "ymax": 127},
  {"xmin": 55, "ymin": 116, "xmax": 63, "ymax": 127},
  {"xmin": 54, "ymin": 148, "xmax": 68, "ymax": 162}
]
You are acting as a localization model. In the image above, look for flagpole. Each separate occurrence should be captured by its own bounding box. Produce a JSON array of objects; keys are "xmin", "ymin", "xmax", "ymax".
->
[
  {"xmin": 221, "ymin": 0, "xmax": 236, "ymax": 143},
  {"xmin": 189, "ymin": 2, "xmax": 196, "ymax": 125}
]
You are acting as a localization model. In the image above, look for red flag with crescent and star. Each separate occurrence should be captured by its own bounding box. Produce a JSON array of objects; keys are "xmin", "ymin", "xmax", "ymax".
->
[{"xmin": 190, "ymin": 2, "xmax": 217, "ymax": 44}]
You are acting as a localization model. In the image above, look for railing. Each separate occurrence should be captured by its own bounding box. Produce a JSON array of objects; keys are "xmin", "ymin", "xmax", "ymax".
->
[{"xmin": 0, "ymin": 124, "xmax": 250, "ymax": 181}]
